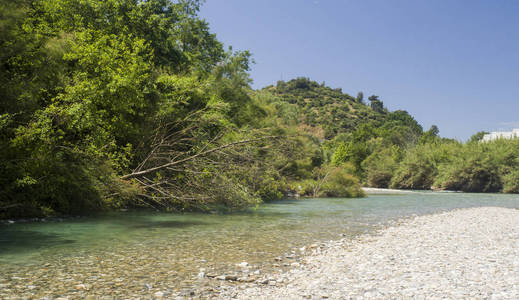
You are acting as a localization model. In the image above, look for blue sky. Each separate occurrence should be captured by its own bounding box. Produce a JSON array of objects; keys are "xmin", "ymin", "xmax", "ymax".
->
[{"xmin": 199, "ymin": 0, "xmax": 519, "ymax": 140}]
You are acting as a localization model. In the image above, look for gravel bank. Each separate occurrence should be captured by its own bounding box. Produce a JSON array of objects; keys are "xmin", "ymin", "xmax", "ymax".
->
[
  {"xmin": 222, "ymin": 207, "xmax": 519, "ymax": 299},
  {"xmin": 361, "ymin": 187, "xmax": 417, "ymax": 194}
]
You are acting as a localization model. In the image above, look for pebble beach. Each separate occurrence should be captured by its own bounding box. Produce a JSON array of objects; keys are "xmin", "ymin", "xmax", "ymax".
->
[{"xmin": 222, "ymin": 207, "xmax": 519, "ymax": 299}]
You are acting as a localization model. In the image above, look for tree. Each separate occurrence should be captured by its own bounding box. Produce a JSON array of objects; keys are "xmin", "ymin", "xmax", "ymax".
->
[
  {"xmin": 356, "ymin": 92, "xmax": 364, "ymax": 103},
  {"xmin": 469, "ymin": 131, "xmax": 488, "ymax": 143},
  {"xmin": 428, "ymin": 125, "xmax": 440, "ymax": 137},
  {"xmin": 331, "ymin": 141, "xmax": 369, "ymax": 177},
  {"xmin": 419, "ymin": 125, "xmax": 440, "ymax": 144},
  {"xmin": 0, "ymin": 0, "xmax": 286, "ymax": 217},
  {"xmin": 368, "ymin": 95, "xmax": 384, "ymax": 113}
]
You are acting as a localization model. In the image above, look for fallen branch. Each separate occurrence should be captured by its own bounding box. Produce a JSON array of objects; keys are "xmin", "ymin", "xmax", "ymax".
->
[{"xmin": 121, "ymin": 135, "xmax": 284, "ymax": 180}]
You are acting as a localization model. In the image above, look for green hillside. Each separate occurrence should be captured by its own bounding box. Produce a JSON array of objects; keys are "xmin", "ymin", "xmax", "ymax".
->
[
  {"xmin": 262, "ymin": 78, "xmax": 379, "ymax": 139},
  {"xmin": 255, "ymin": 77, "xmax": 423, "ymax": 142},
  {"xmin": 249, "ymin": 77, "xmax": 429, "ymax": 191}
]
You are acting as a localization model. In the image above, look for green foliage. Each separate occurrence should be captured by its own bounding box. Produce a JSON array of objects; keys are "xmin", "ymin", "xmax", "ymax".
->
[
  {"xmin": 286, "ymin": 163, "xmax": 363, "ymax": 198},
  {"xmin": 362, "ymin": 146, "xmax": 400, "ymax": 188},
  {"xmin": 0, "ymin": 0, "xmax": 260, "ymax": 218},
  {"xmin": 433, "ymin": 146, "xmax": 502, "ymax": 193},
  {"xmin": 384, "ymin": 138, "xmax": 519, "ymax": 193},
  {"xmin": 324, "ymin": 111, "xmax": 423, "ymax": 182},
  {"xmin": 503, "ymin": 169, "xmax": 519, "ymax": 193},
  {"xmin": 390, "ymin": 141, "xmax": 457, "ymax": 190},
  {"xmin": 331, "ymin": 141, "xmax": 369, "ymax": 176},
  {"xmin": 432, "ymin": 140, "xmax": 519, "ymax": 192},
  {"xmin": 251, "ymin": 74, "xmax": 518, "ymax": 197},
  {"xmin": 317, "ymin": 166, "xmax": 365, "ymax": 198},
  {"xmin": 264, "ymin": 78, "xmax": 392, "ymax": 140},
  {"xmin": 469, "ymin": 131, "xmax": 489, "ymax": 143},
  {"xmin": 14, "ymin": 0, "xmax": 517, "ymax": 218},
  {"xmin": 368, "ymin": 95, "xmax": 384, "ymax": 113},
  {"xmin": 356, "ymin": 92, "xmax": 364, "ymax": 104},
  {"xmin": 419, "ymin": 125, "xmax": 440, "ymax": 144}
]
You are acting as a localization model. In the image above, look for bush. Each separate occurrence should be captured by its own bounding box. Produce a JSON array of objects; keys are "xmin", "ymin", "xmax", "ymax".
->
[
  {"xmin": 433, "ymin": 142, "xmax": 505, "ymax": 192},
  {"xmin": 318, "ymin": 166, "xmax": 365, "ymax": 197},
  {"xmin": 362, "ymin": 146, "xmax": 400, "ymax": 188},
  {"xmin": 503, "ymin": 169, "xmax": 519, "ymax": 193},
  {"xmin": 434, "ymin": 152, "xmax": 502, "ymax": 193},
  {"xmin": 390, "ymin": 142, "xmax": 457, "ymax": 190}
]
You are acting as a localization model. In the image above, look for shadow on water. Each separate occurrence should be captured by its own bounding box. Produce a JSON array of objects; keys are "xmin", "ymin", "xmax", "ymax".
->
[
  {"xmin": 266, "ymin": 199, "xmax": 302, "ymax": 205},
  {"xmin": 0, "ymin": 216, "xmax": 213, "ymax": 256},
  {"xmin": 0, "ymin": 230, "xmax": 75, "ymax": 254},
  {"xmin": 130, "ymin": 219, "xmax": 210, "ymax": 229}
]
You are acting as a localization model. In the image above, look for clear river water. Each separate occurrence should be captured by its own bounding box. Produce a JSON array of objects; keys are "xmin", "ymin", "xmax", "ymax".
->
[{"xmin": 2, "ymin": 192, "xmax": 519, "ymax": 298}]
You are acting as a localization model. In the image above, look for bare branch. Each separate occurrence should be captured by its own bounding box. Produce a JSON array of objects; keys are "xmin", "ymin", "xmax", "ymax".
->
[{"xmin": 121, "ymin": 135, "xmax": 284, "ymax": 180}]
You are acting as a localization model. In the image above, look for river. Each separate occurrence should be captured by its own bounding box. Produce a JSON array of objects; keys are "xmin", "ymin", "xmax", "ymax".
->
[{"xmin": 2, "ymin": 192, "xmax": 519, "ymax": 298}]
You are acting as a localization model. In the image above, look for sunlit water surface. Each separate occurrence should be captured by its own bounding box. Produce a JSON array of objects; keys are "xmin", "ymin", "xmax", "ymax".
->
[{"xmin": 2, "ymin": 192, "xmax": 519, "ymax": 298}]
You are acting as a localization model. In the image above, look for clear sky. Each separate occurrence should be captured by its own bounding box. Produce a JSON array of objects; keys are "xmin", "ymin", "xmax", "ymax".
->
[{"xmin": 199, "ymin": 0, "xmax": 519, "ymax": 140}]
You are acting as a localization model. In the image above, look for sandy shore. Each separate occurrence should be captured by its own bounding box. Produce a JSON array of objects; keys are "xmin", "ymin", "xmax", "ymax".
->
[{"xmin": 221, "ymin": 207, "xmax": 519, "ymax": 299}]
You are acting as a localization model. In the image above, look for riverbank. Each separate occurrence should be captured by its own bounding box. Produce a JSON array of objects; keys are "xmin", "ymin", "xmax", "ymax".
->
[
  {"xmin": 361, "ymin": 187, "xmax": 418, "ymax": 194},
  {"xmin": 221, "ymin": 207, "xmax": 519, "ymax": 299}
]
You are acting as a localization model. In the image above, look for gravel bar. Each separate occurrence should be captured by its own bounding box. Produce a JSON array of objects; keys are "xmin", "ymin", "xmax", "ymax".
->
[{"xmin": 223, "ymin": 207, "xmax": 519, "ymax": 299}]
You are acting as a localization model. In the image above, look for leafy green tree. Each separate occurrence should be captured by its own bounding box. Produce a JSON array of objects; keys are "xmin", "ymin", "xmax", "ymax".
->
[
  {"xmin": 0, "ymin": 0, "xmax": 277, "ymax": 217},
  {"xmin": 331, "ymin": 141, "xmax": 369, "ymax": 177},
  {"xmin": 469, "ymin": 131, "xmax": 488, "ymax": 143},
  {"xmin": 362, "ymin": 146, "xmax": 400, "ymax": 188},
  {"xmin": 368, "ymin": 95, "xmax": 384, "ymax": 113},
  {"xmin": 419, "ymin": 125, "xmax": 440, "ymax": 144},
  {"xmin": 356, "ymin": 92, "xmax": 364, "ymax": 103}
]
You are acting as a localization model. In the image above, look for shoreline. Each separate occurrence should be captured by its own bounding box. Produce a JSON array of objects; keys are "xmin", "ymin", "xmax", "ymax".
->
[
  {"xmin": 361, "ymin": 187, "xmax": 464, "ymax": 194},
  {"xmin": 361, "ymin": 187, "xmax": 419, "ymax": 194},
  {"xmin": 219, "ymin": 207, "xmax": 519, "ymax": 299}
]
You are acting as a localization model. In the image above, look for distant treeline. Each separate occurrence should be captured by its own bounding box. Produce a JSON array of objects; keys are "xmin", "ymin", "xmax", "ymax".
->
[
  {"xmin": 258, "ymin": 78, "xmax": 519, "ymax": 195},
  {"xmin": 377, "ymin": 138, "xmax": 519, "ymax": 193}
]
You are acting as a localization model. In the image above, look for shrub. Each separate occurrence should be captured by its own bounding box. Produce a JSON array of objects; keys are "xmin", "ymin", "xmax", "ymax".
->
[
  {"xmin": 362, "ymin": 146, "xmax": 400, "ymax": 188},
  {"xmin": 318, "ymin": 166, "xmax": 365, "ymax": 197},
  {"xmin": 390, "ymin": 142, "xmax": 457, "ymax": 190},
  {"xmin": 434, "ymin": 146, "xmax": 502, "ymax": 193}
]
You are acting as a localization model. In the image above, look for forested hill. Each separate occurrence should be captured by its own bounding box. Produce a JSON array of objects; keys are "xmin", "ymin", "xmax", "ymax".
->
[
  {"xmin": 259, "ymin": 78, "xmax": 385, "ymax": 140},
  {"xmin": 255, "ymin": 79, "xmax": 519, "ymax": 196},
  {"xmin": 255, "ymin": 78, "xmax": 424, "ymax": 142}
]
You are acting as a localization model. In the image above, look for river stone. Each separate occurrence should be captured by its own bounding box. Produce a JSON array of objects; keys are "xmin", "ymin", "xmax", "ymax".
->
[
  {"xmin": 153, "ymin": 291, "xmax": 164, "ymax": 298},
  {"xmin": 197, "ymin": 271, "xmax": 205, "ymax": 279},
  {"xmin": 217, "ymin": 207, "xmax": 519, "ymax": 299},
  {"xmin": 225, "ymin": 275, "xmax": 238, "ymax": 281}
]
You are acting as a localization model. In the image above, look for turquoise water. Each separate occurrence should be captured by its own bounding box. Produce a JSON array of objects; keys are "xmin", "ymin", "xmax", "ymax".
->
[{"xmin": 2, "ymin": 192, "xmax": 519, "ymax": 298}]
